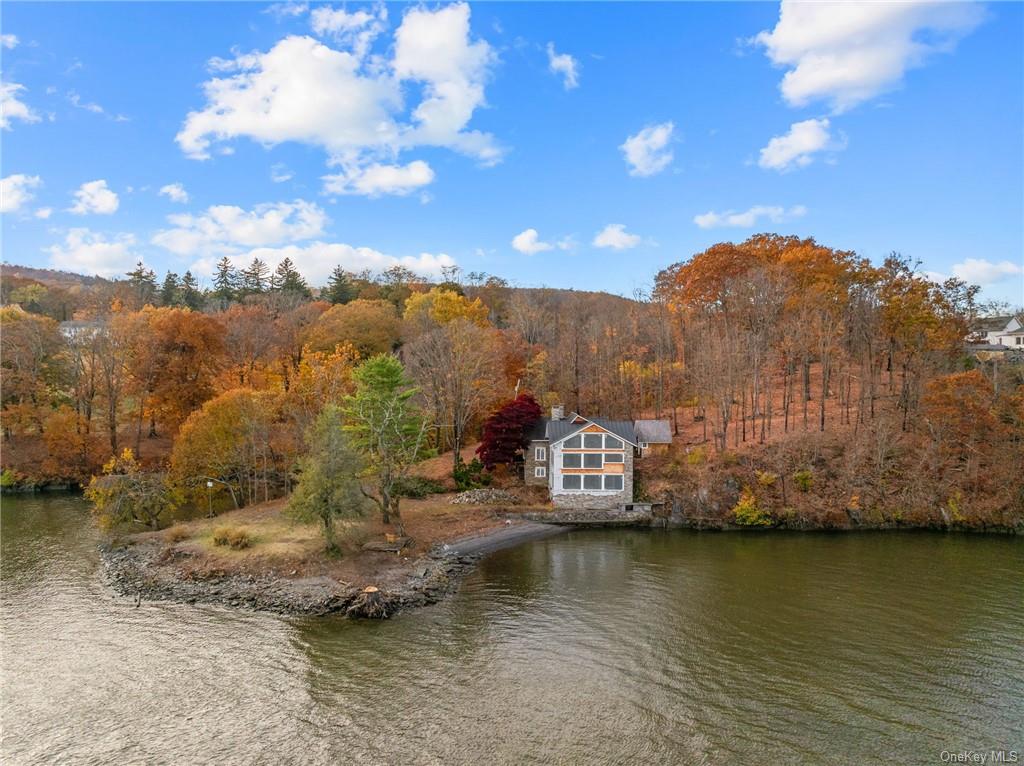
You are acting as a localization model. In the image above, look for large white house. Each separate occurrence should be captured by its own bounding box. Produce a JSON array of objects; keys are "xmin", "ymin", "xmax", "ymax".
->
[
  {"xmin": 523, "ymin": 407, "xmax": 670, "ymax": 510},
  {"xmin": 971, "ymin": 314, "xmax": 1024, "ymax": 348}
]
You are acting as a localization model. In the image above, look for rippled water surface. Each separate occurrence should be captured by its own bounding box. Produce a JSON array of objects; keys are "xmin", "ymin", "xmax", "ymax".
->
[{"xmin": 2, "ymin": 494, "xmax": 1022, "ymax": 765}]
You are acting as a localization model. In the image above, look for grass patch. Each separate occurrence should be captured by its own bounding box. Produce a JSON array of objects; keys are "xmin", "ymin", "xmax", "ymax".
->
[
  {"xmin": 163, "ymin": 524, "xmax": 190, "ymax": 543},
  {"xmin": 212, "ymin": 525, "xmax": 253, "ymax": 550}
]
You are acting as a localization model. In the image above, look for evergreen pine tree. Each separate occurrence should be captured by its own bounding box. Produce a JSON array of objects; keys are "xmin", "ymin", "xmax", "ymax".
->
[
  {"xmin": 272, "ymin": 257, "xmax": 311, "ymax": 297},
  {"xmin": 242, "ymin": 257, "xmax": 270, "ymax": 295},
  {"xmin": 125, "ymin": 261, "xmax": 158, "ymax": 306},
  {"xmin": 160, "ymin": 271, "xmax": 181, "ymax": 306},
  {"xmin": 213, "ymin": 257, "xmax": 238, "ymax": 307},
  {"xmin": 181, "ymin": 271, "xmax": 203, "ymax": 310},
  {"xmin": 324, "ymin": 265, "xmax": 355, "ymax": 305}
]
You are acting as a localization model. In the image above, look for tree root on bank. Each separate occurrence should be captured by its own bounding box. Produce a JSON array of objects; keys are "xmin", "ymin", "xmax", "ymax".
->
[{"xmin": 345, "ymin": 586, "xmax": 393, "ymax": 619}]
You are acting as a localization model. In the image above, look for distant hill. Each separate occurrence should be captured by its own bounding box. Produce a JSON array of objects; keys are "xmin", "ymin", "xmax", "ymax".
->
[{"xmin": 1, "ymin": 263, "xmax": 109, "ymax": 288}]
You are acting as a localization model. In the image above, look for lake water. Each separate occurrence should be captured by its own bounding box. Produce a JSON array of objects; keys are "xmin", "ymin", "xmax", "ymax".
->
[{"xmin": 2, "ymin": 493, "xmax": 1022, "ymax": 765}]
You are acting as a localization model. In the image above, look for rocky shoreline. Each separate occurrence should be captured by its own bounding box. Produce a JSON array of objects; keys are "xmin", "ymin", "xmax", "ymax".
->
[
  {"xmin": 100, "ymin": 521, "xmax": 568, "ymax": 619},
  {"xmin": 100, "ymin": 503, "xmax": 1020, "ymax": 619}
]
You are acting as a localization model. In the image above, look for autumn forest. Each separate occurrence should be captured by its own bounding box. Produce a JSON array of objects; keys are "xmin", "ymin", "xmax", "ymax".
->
[{"xmin": 2, "ymin": 234, "xmax": 1022, "ymax": 531}]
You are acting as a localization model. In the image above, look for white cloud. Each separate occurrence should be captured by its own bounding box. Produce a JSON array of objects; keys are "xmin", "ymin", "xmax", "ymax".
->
[
  {"xmin": 67, "ymin": 91, "xmax": 104, "ymax": 114},
  {"xmin": 34, "ymin": 207, "xmax": 52, "ymax": 219},
  {"xmin": 1, "ymin": 81, "xmax": 40, "ymax": 130},
  {"xmin": 546, "ymin": 42, "xmax": 579, "ymax": 90},
  {"xmin": 159, "ymin": 183, "xmax": 189, "ymax": 204},
  {"xmin": 755, "ymin": 1, "xmax": 984, "ymax": 113},
  {"xmin": 511, "ymin": 228, "xmax": 553, "ymax": 255},
  {"xmin": 310, "ymin": 5, "xmax": 385, "ymax": 59},
  {"xmin": 1, "ymin": 34, "xmax": 19, "ymax": 50},
  {"xmin": 46, "ymin": 229, "xmax": 137, "ymax": 277},
  {"xmin": 191, "ymin": 242, "xmax": 456, "ymax": 285},
  {"xmin": 620, "ymin": 122, "xmax": 674, "ymax": 177},
  {"xmin": 68, "ymin": 180, "xmax": 119, "ymax": 215},
  {"xmin": 950, "ymin": 258, "xmax": 1024, "ymax": 287},
  {"xmin": 322, "ymin": 160, "xmax": 434, "ymax": 197},
  {"xmin": 0, "ymin": 174, "xmax": 42, "ymax": 213},
  {"xmin": 152, "ymin": 199, "xmax": 328, "ymax": 255},
  {"xmin": 592, "ymin": 223, "xmax": 641, "ymax": 250},
  {"xmin": 758, "ymin": 118, "xmax": 843, "ymax": 171},
  {"xmin": 66, "ymin": 91, "xmax": 129, "ymax": 122},
  {"xmin": 177, "ymin": 4, "xmax": 499, "ymax": 196},
  {"xmin": 271, "ymin": 163, "xmax": 294, "ymax": 183},
  {"xmin": 264, "ymin": 2, "xmax": 308, "ymax": 20},
  {"xmin": 694, "ymin": 204, "xmax": 808, "ymax": 229}
]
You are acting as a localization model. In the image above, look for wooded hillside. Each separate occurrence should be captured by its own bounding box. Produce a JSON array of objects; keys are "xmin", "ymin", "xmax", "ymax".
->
[{"xmin": 2, "ymin": 236, "xmax": 1021, "ymax": 528}]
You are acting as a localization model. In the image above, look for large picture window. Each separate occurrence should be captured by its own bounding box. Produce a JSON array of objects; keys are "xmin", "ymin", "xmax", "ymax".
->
[
  {"xmin": 583, "ymin": 433, "xmax": 603, "ymax": 449},
  {"xmin": 604, "ymin": 436, "xmax": 623, "ymax": 450},
  {"xmin": 604, "ymin": 453, "xmax": 623, "ymax": 463},
  {"xmin": 562, "ymin": 453, "xmax": 582, "ymax": 469},
  {"xmin": 564, "ymin": 435, "xmax": 581, "ymax": 449},
  {"xmin": 583, "ymin": 475, "xmax": 602, "ymax": 490},
  {"xmin": 562, "ymin": 475, "xmax": 581, "ymax": 490},
  {"xmin": 583, "ymin": 453, "xmax": 602, "ymax": 468},
  {"xmin": 604, "ymin": 475, "xmax": 623, "ymax": 490}
]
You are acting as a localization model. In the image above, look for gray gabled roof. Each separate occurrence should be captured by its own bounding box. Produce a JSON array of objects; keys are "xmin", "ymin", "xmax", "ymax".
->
[
  {"xmin": 634, "ymin": 419, "xmax": 672, "ymax": 444},
  {"xmin": 547, "ymin": 413, "xmax": 638, "ymax": 446}
]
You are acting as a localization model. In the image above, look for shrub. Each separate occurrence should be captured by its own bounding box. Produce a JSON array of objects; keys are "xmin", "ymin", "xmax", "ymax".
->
[
  {"xmin": 212, "ymin": 525, "xmax": 252, "ymax": 549},
  {"xmin": 756, "ymin": 470, "xmax": 778, "ymax": 487},
  {"xmin": 453, "ymin": 458, "xmax": 491, "ymax": 491},
  {"xmin": 392, "ymin": 476, "xmax": 446, "ymax": 498},
  {"xmin": 720, "ymin": 450, "xmax": 739, "ymax": 466},
  {"xmin": 947, "ymin": 491, "xmax": 965, "ymax": 523},
  {"xmin": 164, "ymin": 524, "xmax": 190, "ymax": 543},
  {"xmin": 732, "ymin": 487, "xmax": 772, "ymax": 527},
  {"xmin": 0, "ymin": 468, "xmax": 24, "ymax": 490},
  {"xmin": 686, "ymin": 446, "xmax": 706, "ymax": 466},
  {"xmin": 792, "ymin": 469, "xmax": 814, "ymax": 492}
]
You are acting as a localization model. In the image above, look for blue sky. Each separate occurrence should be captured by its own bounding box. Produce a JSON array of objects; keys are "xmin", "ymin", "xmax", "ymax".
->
[{"xmin": 1, "ymin": 1, "xmax": 1022, "ymax": 303}]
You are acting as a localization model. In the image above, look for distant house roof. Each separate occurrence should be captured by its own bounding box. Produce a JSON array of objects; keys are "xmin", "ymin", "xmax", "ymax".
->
[
  {"xmin": 528, "ymin": 414, "xmax": 638, "ymax": 446},
  {"xmin": 634, "ymin": 419, "xmax": 672, "ymax": 444},
  {"xmin": 966, "ymin": 343, "xmax": 1009, "ymax": 352},
  {"xmin": 972, "ymin": 315, "xmax": 1012, "ymax": 334}
]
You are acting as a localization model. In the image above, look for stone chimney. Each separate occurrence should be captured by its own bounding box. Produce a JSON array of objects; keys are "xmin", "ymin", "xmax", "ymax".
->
[{"xmin": 551, "ymin": 404, "xmax": 565, "ymax": 421}]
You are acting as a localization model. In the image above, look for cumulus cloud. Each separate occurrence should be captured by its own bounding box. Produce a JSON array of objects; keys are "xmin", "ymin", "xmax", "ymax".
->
[
  {"xmin": 755, "ymin": 1, "xmax": 985, "ymax": 113},
  {"xmin": 511, "ymin": 228, "xmax": 553, "ymax": 255},
  {"xmin": 192, "ymin": 243, "xmax": 455, "ymax": 285},
  {"xmin": 694, "ymin": 204, "xmax": 807, "ymax": 229},
  {"xmin": 620, "ymin": 122, "xmax": 674, "ymax": 177},
  {"xmin": 310, "ymin": 5, "xmax": 385, "ymax": 58},
  {"xmin": 1, "ymin": 34, "xmax": 19, "ymax": 50},
  {"xmin": 758, "ymin": 118, "xmax": 843, "ymax": 171},
  {"xmin": 1, "ymin": 81, "xmax": 40, "ymax": 130},
  {"xmin": 950, "ymin": 258, "xmax": 1024, "ymax": 288},
  {"xmin": 546, "ymin": 42, "xmax": 579, "ymax": 90},
  {"xmin": 68, "ymin": 180, "xmax": 119, "ymax": 215},
  {"xmin": 0, "ymin": 174, "xmax": 42, "ymax": 213},
  {"xmin": 592, "ymin": 223, "xmax": 641, "ymax": 250},
  {"xmin": 34, "ymin": 207, "xmax": 52, "ymax": 219},
  {"xmin": 177, "ymin": 4, "xmax": 499, "ymax": 196},
  {"xmin": 46, "ymin": 229, "xmax": 138, "ymax": 277},
  {"xmin": 151, "ymin": 199, "xmax": 328, "ymax": 255},
  {"xmin": 322, "ymin": 160, "xmax": 434, "ymax": 197},
  {"xmin": 159, "ymin": 183, "xmax": 189, "ymax": 204}
]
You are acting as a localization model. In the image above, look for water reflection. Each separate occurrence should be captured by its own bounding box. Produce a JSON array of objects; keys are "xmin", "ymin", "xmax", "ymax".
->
[{"xmin": 2, "ymin": 495, "xmax": 1022, "ymax": 765}]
